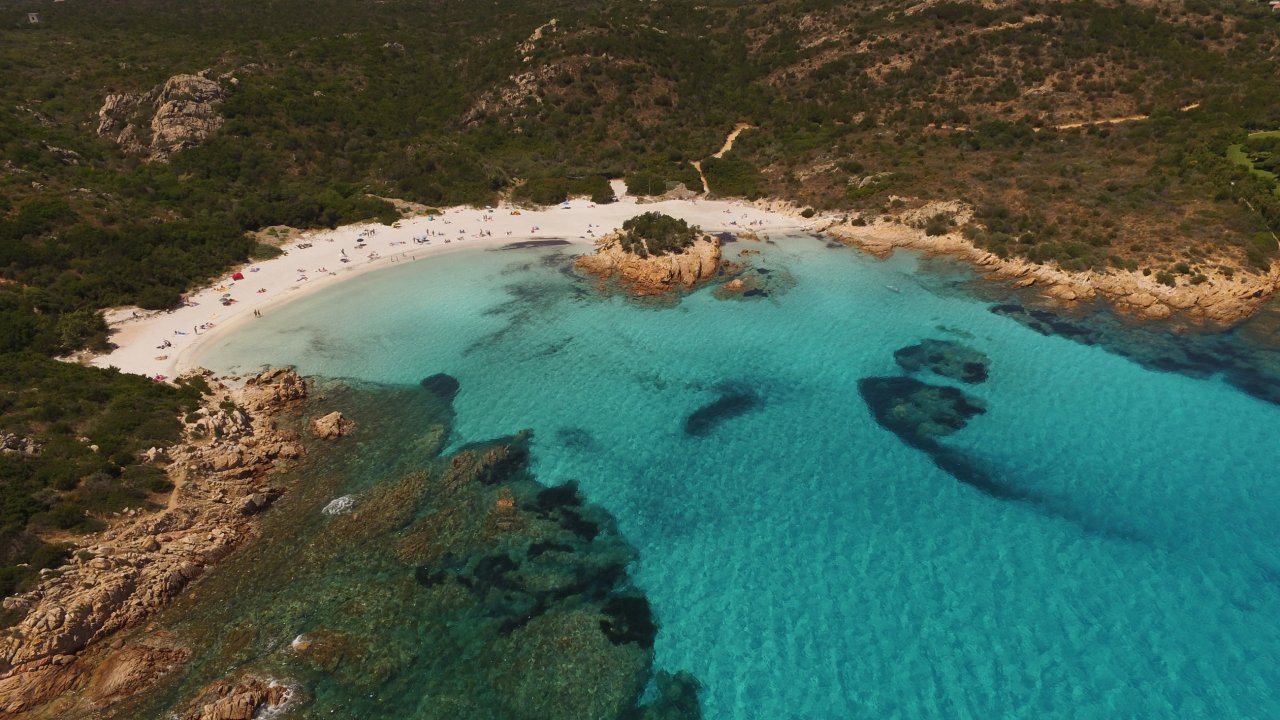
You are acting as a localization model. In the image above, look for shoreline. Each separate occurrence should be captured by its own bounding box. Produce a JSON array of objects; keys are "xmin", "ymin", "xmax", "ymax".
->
[
  {"xmin": 87, "ymin": 187, "xmax": 1280, "ymax": 382},
  {"xmin": 814, "ymin": 204, "xmax": 1279, "ymax": 328},
  {"xmin": 88, "ymin": 182, "xmax": 813, "ymax": 379}
]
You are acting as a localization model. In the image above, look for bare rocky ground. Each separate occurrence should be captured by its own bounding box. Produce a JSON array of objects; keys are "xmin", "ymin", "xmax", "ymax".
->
[{"xmin": 0, "ymin": 368, "xmax": 310, "ymax": 718}]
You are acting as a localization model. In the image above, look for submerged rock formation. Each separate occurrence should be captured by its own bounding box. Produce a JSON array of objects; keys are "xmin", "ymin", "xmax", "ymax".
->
[
  {"xmin": 857, "ymin": 376, "xmax": 986, "ymax": 449},
  {"xmin": 990, "ymin": 302, "xmax": 1280, "ymax": 406},
  {"xmin": 712, "ymin": 264, "xmax": 798, "ymax": 301},
  {"xmin": 893, "ymin": 339, "xmax": 990, "ymax": 384},
  {"xmin": 575, "ymin": 232, "xmax": 721, "ymax": 297},
  {"xmin": 72, "ymin": 375, "xmax": 703, "ymax": 720},
  {"xmin": 97, "ymin": 73, "xmax": 225, "ymax": 162},
  {"xmin": 0, "ymin": 368, "xmax": 308, "ymax": 716},
  {"xmin": 858, "ymin": 361, "xmax": 1137, "ymax": 540},
  {"xmin": 420, "ymin": 373, "xmax": 460, "ymax": 403},
  {"xmin": 684, "ymin": 384, "xmax": 762, "ymax": 437}
]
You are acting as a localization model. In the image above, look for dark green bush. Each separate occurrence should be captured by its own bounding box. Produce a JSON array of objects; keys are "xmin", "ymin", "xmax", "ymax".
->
[{"xmin": 620, "ymin": 212, "xmax": 699, "ymax": 256}]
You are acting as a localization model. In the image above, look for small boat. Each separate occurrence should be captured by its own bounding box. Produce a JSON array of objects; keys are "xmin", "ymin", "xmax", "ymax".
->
[{"xmin": 885, "ymin": 285, "xmax": 901, "ymax": 293}]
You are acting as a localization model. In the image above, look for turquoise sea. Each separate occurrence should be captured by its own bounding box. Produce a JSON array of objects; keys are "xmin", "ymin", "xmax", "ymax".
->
[{"xmin": 194, "ymin": 236, "xmax": 1280, "ymax": 719}]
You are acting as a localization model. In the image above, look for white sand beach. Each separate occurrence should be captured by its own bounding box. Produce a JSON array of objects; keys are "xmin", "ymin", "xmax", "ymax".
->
[{"xmin": 90, "ymin": 182, "xmax": 813, "ymax": 380}]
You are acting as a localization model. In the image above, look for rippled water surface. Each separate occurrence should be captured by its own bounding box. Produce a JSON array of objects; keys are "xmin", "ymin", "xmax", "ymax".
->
[{"xmin": 199, "ymin": 238, "xmax": 1280, "ymax": 718}]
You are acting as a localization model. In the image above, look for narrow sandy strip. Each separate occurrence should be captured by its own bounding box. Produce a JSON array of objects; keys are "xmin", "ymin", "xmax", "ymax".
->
[
  {"xmin": 691, "ymin": 123, "xmax": 756, "ymax": 194},
  {"xmin": 712, "ymin": 123, "xmax": 754, "ymax": 159},
  {"xmin": 89, "ymin": 181, "xmax": 812, "ymax": 379}
]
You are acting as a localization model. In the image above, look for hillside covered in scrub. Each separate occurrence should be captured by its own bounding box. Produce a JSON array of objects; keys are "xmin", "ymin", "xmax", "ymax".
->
[
  {"xmin": 1, "ymin": 0, "xmax": 1280, "ymax": 590},
  {"xmin": 2, "ymin": 0, "xmax": 1279, "ymax": 324}
]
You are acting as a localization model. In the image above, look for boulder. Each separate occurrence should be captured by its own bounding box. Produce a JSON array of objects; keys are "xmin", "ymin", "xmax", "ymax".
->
[
  {"xmin": 310, "ymin": 411, "xmax": 353, "ymax": 440},
  {"xmin": 181, "ymin": 677, "xmax": 291, "ymax": 720},
  {"xmin": 241, "ymin": 368, "xmax": 307, "ymax": 411}
]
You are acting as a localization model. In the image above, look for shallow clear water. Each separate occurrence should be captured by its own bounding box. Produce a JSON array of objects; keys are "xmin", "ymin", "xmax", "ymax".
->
[{"xmin": 203, "ymin": 238, "xmax": 1280, "ymax": 719}]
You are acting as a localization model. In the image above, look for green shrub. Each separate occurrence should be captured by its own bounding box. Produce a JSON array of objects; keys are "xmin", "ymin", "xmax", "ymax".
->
[
  {"xmin": 924, "ymin": 214, "xmax": 953, "ymax": 236},
  {"xmin": 252, "ymin": 242, "xmax": 284, "ymax": 260},
  {"xmin": 619, "ymin": 212, "xmax": 699, "ymax": 256},
  {"xmin": 702, "ymin": 157, "xmax": 761, "ymax": 198}
]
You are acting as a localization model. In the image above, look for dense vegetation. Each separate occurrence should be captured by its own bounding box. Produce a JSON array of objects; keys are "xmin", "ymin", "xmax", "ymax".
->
[
  {"xmin": 0, "ymin": 354, "xmax": 206, "ymax": 600},
  {"xmin": 0, "ymin": 0, "xmax": 1278, "ymax": 595},
  {"xmin": 620, "ymin": 212, "xmax": 700, "ymax": 256}
]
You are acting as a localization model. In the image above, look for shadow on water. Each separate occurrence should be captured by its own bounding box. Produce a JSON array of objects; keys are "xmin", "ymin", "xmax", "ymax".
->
[
  {"xmin": 495, "ymin": 239, "xmax": 572, "ymax": 250},
  {"xmin": 106, "ymin": 374, "xmax": 701, "ymax": 720}
]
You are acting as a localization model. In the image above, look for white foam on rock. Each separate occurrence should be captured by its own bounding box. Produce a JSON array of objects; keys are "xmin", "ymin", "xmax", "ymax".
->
[{"xmin": 321, "ymin": 494, "xmax": 357, "ymax": 515}]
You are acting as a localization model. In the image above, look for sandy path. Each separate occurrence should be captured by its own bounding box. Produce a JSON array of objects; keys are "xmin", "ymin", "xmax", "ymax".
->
[
  {"xmin": 89, "ymin": 180, "xmax": 810, "ymax": 380},
  {"xmin": 690, "ymin": 123, "xmax": 757, "ymax": 194},
  {"xmin": 691, "ymin": 160, "xmax": 708, "ymax": 194},
  {"xmin": 1044, "ymin": 102, "xmax": 1200, "ymax": 131},
  {"xmin": 713, "ymin": 123, "xmax": 755, "ymax": 158}
]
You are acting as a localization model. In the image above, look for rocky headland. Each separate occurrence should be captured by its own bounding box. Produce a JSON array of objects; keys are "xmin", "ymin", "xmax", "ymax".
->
[
  {"xmin": 0, "ymin": 368, "xmax": 310, "ymax": 718},
  {"xmin": 575, "ymin": 232, "xmax": 721, "ymax": 297},
  {"xmin": 817, "ymin": 202, "xmax": 1279, "ymax": 328},
  {"xmin": 97, "ymin": 72, "xmax": 227, "ymax": 162}
]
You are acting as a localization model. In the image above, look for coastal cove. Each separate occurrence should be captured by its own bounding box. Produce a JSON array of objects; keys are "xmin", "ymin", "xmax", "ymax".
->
[
  {"xmin": 88, "ymin": 185, "xmax": 811, "ymax": 381},
  {"xmin": 177, "ymin": 235, "xmax": 1280, "ymax": 718},
  {"xmin": 9, "ymin": 1, "xmax": 1280, "ymax": 716}
]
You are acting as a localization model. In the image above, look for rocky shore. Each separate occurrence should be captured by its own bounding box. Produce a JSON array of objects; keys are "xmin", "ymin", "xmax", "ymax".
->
[
  {"xmin": 0, "ymin": 368, "xmax": 309, "ymax": 718},
  {"xmin": 817, "ymin": 204, "xmax": 1279, "ymax": 327},
  {"xmin": 575, "ymin": 232, "xmax": 722, "ymax": 297}
]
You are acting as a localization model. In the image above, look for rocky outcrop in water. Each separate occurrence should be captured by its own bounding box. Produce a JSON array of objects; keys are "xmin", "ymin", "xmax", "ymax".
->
[
  {"xmin": 97, "ymin": 73, "xmax": 224, "ymax": 162},
  {"xmin": 179, "ymin": 676, "xmax": 291, "ymax": 720},
  {"xmin": 712, "ymin": 264, "xmax": 797, "ymax": 301},
  {"xmin": 309, "ymin": 411, "xmax": 353, "ymax": 440},
  {"xmin": 575, "ymin": 233, "xmax": 721, "ymax": 297},
  {"xmin": 85, "ymin": 643, "xmax": 190, "ymax": 706},
  {"xmin": 0, "ymin": 368, "xmax": 308, "ymax": 716}
]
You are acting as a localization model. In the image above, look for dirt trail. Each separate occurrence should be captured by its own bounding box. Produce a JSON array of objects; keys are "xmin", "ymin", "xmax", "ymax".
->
[
  {"xmin": 691, "ymin": 160, "xmax": 708, "ymax": 195},
  {"xmin": 1049, "ymin": 114, "xmax": 1149, "ymax": 130},
  {"xmin": 691, "ymin": 123, "xmax": 756, "ymax": 194},
  {"xmin": 713, "ymin": 123, "xmax": 755, "ymax": 158},
  {"xmin": 1043, "ymin": 102, "xmax": 1200, "ymax": 131}
]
